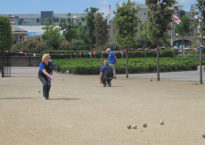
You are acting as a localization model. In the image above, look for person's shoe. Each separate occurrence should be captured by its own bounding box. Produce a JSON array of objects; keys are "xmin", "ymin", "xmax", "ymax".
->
[
  {"xmin": 103, "ymin": 84, "xmax": 107, "ymax": 87},
  {"xmin": 43, "ymin": 97, "xmax": 48, "ymax": 100},
  {"xmin": 108, "ymin": 82, "xmax": 111, "ymax": 87}
]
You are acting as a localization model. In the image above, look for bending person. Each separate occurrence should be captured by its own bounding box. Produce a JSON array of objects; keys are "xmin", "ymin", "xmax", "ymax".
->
[{"xmin": 38, "ymin": 54, "xmax": 54, "ymax": 100}]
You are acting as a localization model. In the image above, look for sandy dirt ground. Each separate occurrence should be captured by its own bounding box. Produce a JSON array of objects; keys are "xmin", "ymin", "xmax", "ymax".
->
[{"xmin": 0, "ymin": 74, "xmax": 205, "ymax": 145}]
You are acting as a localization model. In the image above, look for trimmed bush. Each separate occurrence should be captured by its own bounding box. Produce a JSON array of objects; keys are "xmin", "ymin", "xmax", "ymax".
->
[
  {"xmin": 53, "ymin": 57, "xmax": 201, "ymax": 74},
  {"xmin": 44, "ymin": 49, "xmax": 178, "ymax": 59}
]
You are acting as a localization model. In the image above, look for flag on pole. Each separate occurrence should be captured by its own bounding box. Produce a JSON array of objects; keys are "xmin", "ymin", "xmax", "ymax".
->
[{"xmin": 173, "ymin": 15, "xmax": 181, "ymax": 24}]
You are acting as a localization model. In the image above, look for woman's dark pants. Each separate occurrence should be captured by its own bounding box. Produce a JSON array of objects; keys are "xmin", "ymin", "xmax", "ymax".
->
[
  {"xmin": 38, "ymin": 74, "xmax": 51, "ymax": 99},
  {"xmin": 102, "ymin": 77, "xmax": 112, "ymax": 87}
]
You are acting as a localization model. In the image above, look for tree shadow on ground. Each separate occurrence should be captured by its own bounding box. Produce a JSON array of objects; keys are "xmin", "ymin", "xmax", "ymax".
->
[
  {"xmin": 50, "ymin": 98, "xmax": 81, "ymax": 101},
  {"xmin": 0, "ymin": 97, "xmax": 35, "ymax": 100},
  {"xmin": 110, "ymin": 86, "xmax": 125, "ymax": 87}
]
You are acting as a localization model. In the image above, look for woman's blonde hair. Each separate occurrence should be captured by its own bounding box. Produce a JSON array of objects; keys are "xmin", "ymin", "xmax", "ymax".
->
[{"xmin": 42, "ymin": 54, "xmax": 50, "ymax": 61}]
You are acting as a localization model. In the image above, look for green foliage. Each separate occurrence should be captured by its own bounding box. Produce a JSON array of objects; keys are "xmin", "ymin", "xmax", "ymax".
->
[
  {"xmin": 146, "ymin": 0, "xmax": 176, "ymax": 46},
  {"xmin": 194, "ymin": 0, "xmax": 205, "ymax": 45},
  {"xmin": 84, "ymin": 7, "xmax": 99, "ymax": 48},
  {"xmin": 59, "ymin": 13, "xmax": 77, "ymax": 43},
  {"xmin": 42, "ymin": 22, "xmax": 65, "ymax": 49},
  {"xmin": 175, "ymin": 15, "xmax": 192, "ymax": 37},
  {"xmin": 12, "ymin": 40, "xmax": 48, "ymax": 53},
  {"xmin": 95, "ymin": 13, "xmax": 109, "ymax": 49},
  {"xmin": 113, "ymin": 1, "xmax": 139, "ymax": 48},
  {"xmin": 0, "ymin": 16, "xmax": 12, "ymax": 51},
  {"xmin": 136, "ymin": 21, "xmax": 152, "ymax": 48},
  {"xmin": 179, "ymin": 10, "xmax": 185, "ymax": 17},
  {"xmin": 53, "ymin": 57, "xmax": 200, "ymax": 74}
]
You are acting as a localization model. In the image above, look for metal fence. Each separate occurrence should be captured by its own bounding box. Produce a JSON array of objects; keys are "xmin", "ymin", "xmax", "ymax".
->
[
  {"xmin": 0, "ymin": 53, "xmax": 11, "ymax": 77},
  {"xmin": 0, "ymin": 53, "xmax": 40, "ymax": 77}
]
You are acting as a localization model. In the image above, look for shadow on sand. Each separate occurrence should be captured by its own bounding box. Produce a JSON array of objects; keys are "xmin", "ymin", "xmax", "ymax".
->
[
  {"xmin": 50, "ymin": 98, "xmax": 81, "ymax": 101},
  {"xmin": 110, "ymin": 86, "xmax": 125, "ymax": 88},
  {"xmin": 0, "ymin": 97, "xmax": 35, "ymax": 100}
]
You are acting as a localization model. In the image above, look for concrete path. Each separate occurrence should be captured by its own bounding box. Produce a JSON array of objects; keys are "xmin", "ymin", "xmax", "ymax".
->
[
  {"xmin": 1, "ymin": 67, "xmax": 205, "ymax": 82},
  {"xmin": 119, "ymin": 71, "xmax": 205, "ymax": 82}
]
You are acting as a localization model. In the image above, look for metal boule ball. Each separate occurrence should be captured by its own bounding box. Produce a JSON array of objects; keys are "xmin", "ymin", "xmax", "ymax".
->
[
  {"xmin": 133, "ymin": 124, "xmax": 137, "ymax": 129},
  {"xmin": 143, "ymin": 123, "xmax": 147, "ymax": 128},
  {"xmin": 127, "ymin": 124, "xmax": 131, "ymax": 129},
  {"xmin": 160, "ymin": 120, "xmax": 164, "ymax": 125}
]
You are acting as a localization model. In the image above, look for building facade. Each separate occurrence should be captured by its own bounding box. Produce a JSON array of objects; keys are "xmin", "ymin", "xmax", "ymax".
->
[
  {"xmin": 5, "ymin": 11, "xmax": 84, "ymax": 26},
  {"xmin": 109, "ymin": 5, "xmax": 196, "ymax": 48},
  {"xmin": 1, "ymin": 11, "xmax": 84, "ymax": 40}
]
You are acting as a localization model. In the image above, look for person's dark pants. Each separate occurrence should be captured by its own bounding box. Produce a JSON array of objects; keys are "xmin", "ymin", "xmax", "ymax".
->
[
  {"xmin": 38, "ymin": 74, "xmax": 51, "ymax": 99},
  {"xmin": 102, "ymin": 77, "xmax": 112, "ymax": 87}
]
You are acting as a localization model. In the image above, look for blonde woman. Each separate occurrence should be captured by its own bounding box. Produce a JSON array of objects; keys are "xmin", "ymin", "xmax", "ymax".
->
[{"xmin": 38, "ymin": 54, "xmax": 54, "ymax": 100}]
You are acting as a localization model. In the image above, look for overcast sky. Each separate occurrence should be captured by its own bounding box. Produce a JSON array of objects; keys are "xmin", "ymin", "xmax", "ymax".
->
[{"xmin": 0, "ymin": 0, "xmax": 196, "ymax": 14}]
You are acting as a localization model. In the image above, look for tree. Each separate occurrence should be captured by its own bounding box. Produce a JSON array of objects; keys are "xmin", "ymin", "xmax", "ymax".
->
[
  {"xmin": 194, "ymin": 0, "xmax": 205, "ymax": 45},
  {"xmin": 60, "ymin": 13, "xmax": 77, "ymax": 43},
  {"xmin": 84, "ymin": 7, "xmax": 98, "ymax": 48},
  {"xmin": 82, "ymin": 7, "xmax": 99, "ymax": 63},
  {"xmin": 194, "ymin": 0, "xmax": 205, "ymax": 84},
  {"xmin": 114, "ymin": 1, "xmax": 139, "ymax": 78},
  {"xmin": 95, "ymin": 13, "xmax": 109, "ymax": 49},
  {"xmin": 146, "ymin": 0, "xmax": 176, "ymax": 81},
  {"xmin": 175, "ymin": 15, "xmax": 192, "ymax": 51},
  {"xmin": 42, "ymin": 22, "xmax": 65, "ymax": 49},
  {"xmin": 113, "ymin": 1, "xmax": 139, "ymax": 48},
  {"xmin": 0, "ymin": 16, "xmax": 12, "ymax": 52},
  {"xmin": 136, "ymin": 21, "xmax": 152, "ymax": 48}
]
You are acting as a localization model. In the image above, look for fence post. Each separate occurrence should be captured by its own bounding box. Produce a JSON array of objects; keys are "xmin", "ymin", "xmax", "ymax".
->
[
  {"xmin": 0, "ymin": 51, "xmax": 4, "ymax": 77},
  {"xmin": 29, "ymin": 56, "xmax": 31, "ymax": 67}
]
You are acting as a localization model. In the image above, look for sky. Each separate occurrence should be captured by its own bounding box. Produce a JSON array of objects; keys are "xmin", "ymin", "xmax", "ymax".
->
[{"xmin": 0, "ymin": 0, "xmax": 197, "ymax": 15}]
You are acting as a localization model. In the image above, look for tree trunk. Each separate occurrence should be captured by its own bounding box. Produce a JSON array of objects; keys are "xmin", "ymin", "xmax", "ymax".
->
[
  {"xmin": 182, "ymin": 36, "xmax": 185, "ymax": 58},
  {"xmin": 157, "ymin": 45, "xmax": 160, "ymax": 81},
  {"xmin": 144, "ymin": 38, "xmax": 147, "ymax": 70},
  {"xmin": 200, "ymin": 36, "xmax": 203, "ymax": 85},
  {"xmin": 126, "ymin": 49, "xmax": 128, "ymax": 78},
  {"xmin": 101, "ymin": 51, "xmax": 103, "ymax": 65},
  {"xmin": 89, "ymin": 39, "xmax": 92, "ymax": 64}
]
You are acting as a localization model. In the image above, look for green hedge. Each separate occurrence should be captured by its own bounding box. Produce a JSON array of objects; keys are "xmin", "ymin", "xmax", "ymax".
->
[
  {"xmin": 53, "ymin": 57, "xmax": 201, "ymax": 74},
  {"xmin": 45, "ymin": 49, "xmax": 178, "ymax": 59}
]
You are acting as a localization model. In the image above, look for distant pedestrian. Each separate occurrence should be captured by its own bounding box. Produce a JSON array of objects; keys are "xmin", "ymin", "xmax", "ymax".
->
[
  {"xmin": 38, "ymin": 54, "xmax": 54, "ymax": 100},
  {"xmin": 106, "ymin": 48, "xmax": 118, "ymax": 79},
  {"xmin": 100, "ymin": 60, "xmax": 113, "ymax": 87}
]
